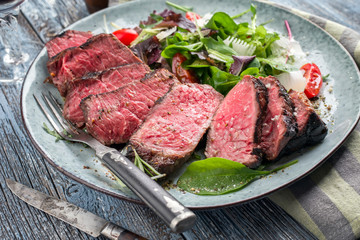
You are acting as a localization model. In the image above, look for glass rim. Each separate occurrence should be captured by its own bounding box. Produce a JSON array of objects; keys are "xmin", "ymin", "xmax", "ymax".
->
[{"xmin": 0, "ymin": 0, "xmax": 25, "ymax": 13}]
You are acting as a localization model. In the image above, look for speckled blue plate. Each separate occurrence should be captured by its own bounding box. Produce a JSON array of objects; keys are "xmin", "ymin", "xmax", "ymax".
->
[{"xmin": 21, "ymin": 0, "xmax": 360, "ymax": 209}]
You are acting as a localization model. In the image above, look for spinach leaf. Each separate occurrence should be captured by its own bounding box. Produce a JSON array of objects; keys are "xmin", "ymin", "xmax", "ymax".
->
[
  {"xmin": 203, "ymin": 66, "xmax": 241, "ymax": 94},
  {"xmin": 177, "ymin": 157, "xmax": 297, "ymax": 195},
  {"xmin": 161, "ymin": 41, "xmax": 203, "ymax": 58},
  {"xmin": 205, "ymin": 12, "xmax": 238, "ymax": 38},
  {"xmin": 201, "ymin": 37, "xmax": 237, "ymax": 57},
  {"xmin": 257, "ymin": 57, "xmax": 298, "ymax": 75},
  {"xmin": 240, "ymin": 67, "xmax": 260, "ymax": 78}
]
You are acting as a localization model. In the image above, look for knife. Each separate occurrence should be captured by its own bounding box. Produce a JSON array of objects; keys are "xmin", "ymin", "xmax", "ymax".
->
[{"xmin": 6, "ymin": 179, "xmax": 147, "ymax": 240}]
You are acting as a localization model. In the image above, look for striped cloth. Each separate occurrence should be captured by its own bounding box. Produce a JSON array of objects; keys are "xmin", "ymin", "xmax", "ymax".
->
[{"xmin": 257, "ymin": 1, "xmax": 360, "ymax": 239}]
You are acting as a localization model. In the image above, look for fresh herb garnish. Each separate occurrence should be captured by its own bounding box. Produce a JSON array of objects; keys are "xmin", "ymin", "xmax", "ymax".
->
[
  {"xmin": 132, "ymin": 147, "xmax": 166, "ymax": 180},
  {"xmin": 42, "ymin": 122, "xmax": 64, "ymax": 142},
  {"xmin": 177, "ymin": 157, "xmax": 297, "ymax": 195}
]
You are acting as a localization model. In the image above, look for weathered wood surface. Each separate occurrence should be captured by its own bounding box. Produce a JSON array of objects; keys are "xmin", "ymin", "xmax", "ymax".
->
[{"xmin": 0, "ymin": 0, "xmax": 358, "ymax": 239}]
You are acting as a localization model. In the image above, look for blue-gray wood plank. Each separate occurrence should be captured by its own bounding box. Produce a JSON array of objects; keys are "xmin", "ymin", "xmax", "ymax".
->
[{"xmin": 0, "ymin": 0, "xmax": 358, "ymax": 239}]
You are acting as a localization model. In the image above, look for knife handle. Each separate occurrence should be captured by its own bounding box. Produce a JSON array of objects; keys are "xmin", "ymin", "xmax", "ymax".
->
[
  {"xmin": 100, "ymin": 150, "xmax": 196, "ymax": 233},
  {"xmin": 101, "ymin": 222, "xmax": 147, "ymax": 240}
]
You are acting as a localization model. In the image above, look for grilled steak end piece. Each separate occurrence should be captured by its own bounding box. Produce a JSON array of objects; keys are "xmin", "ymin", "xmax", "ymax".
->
[
  {"xmin": 63, "ymin": 63, "xmax": 150, "ymax": 127},
  {"xmin": 80, "ymin": 69, "xmax": 179, "ymax": 145},
  {"xmin": 47, "ymin": 33, "xmax": 143, "ymax": 96},
  {"xmin": 45, "ymin": 30, "xmax": 93, "ymax": 59},
  {"xmin": 205, "ymin": 75, "xmax": 268, "ymax": 168},
  {"xmin": 259, "ymin": 76, "xmax": 297, "ymax": 161},
  {"xmin": 130, "ymin": 83, "xmax": 223, "ymax": 174},
  {"xmin": 282, "ymin": 90, "xmax": 328, "ymax": 153}
]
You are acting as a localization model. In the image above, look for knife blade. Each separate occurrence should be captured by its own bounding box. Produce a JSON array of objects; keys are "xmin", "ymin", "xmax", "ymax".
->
[{"xmin": 6, "ymin": 179, "xmax": 147, "ymax": 240}]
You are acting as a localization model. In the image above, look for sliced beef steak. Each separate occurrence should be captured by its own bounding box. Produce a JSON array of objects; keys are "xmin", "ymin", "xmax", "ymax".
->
[
  {"xmin": 259, "ymin": 76, "xmax": 297, "ymax": 161},
  {"xmin": 63, "ymin": 63, "xmax": 150, "ymax": 127},
  {"xmin": 45, "ymin": 30, "xmax": 93, "ymax": 58},
  {"xmin": 283, "ymin": 90, "xmax": 327, "ymax": 152},
  {"xmin": 205, "ymin": 75, "xmax": 268, "ymax": 168},
  {"xmin": 130, "ymin": 83, "xmax": 223, "ymax": 174},
  {"xmin": 80, "ymin": 69, "xmax": 179, "ymax": 145},
  {"xmin": 47, "ymin": 33, "xmax": 143, "ymax": 96}
]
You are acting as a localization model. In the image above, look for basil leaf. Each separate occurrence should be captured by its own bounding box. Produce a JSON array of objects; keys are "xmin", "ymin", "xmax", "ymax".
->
[{"xmin": 177, "ymin": 157, "xmax": 297, "ymax": 195}]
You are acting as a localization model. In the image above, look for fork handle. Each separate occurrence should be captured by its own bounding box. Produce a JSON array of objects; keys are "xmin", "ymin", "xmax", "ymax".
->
[{"xmin": 100, "ymin": 150, "xmax": 196, "ymax": 233}]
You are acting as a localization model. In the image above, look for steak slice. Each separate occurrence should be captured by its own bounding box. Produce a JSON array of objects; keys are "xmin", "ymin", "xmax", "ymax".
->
[
  {"xmin": 63, "ymin": 63, "xmax": 151, "ymax": 127},
  {"xmin": 45, "ymin": 30, "xmax": 93, "ymax": 58},
  {"xmin": 130, "ymin": 83, "xmax": 223, "ymax": 174},
  {"xmin": 205, "ymin": 75, "xmax": 268, "ymax": 168},
  {"xmin": 283, "ymin": 90, "xmax": 327, "ymax": 152},
  {"xmin": 259, "ymin": 76, "xmax": 297, "ymax": 161},
  {"xmin": 47, "ymin": 33, "xmax": 143, "ymax": 96},
  {"xmin": 80, "ymin": 69, "xmax": 179, "ymax": 145}
]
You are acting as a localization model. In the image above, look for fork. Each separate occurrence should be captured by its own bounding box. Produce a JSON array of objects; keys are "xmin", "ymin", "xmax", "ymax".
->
[
  {"xmin": 33, "ymin": 92, "xmax": 196, "ymax": 233},
  {"xmin": 223, "ymin": 36, "xmax": 256, "ymax": 56}
]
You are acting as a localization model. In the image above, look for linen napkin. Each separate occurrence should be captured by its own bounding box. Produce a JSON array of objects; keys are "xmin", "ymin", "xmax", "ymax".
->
[
  {"xmin": 255, "ymin": 1, "xmax": 360, "ymax": 239},
  {"xmin": 109, "ymin": 1, "xmax": 360, "ymax": 239}
]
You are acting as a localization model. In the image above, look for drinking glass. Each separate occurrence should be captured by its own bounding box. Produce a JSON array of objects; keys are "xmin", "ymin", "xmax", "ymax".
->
[{"xmin": 0, "ymin": 0, "xmax": 28, "ymax": 83}]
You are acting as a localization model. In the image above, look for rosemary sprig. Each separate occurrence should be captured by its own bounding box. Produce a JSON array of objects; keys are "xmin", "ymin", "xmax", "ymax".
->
[{"xmin": 132, "ymin": 147, "xmax": 166, "ymax": 180}]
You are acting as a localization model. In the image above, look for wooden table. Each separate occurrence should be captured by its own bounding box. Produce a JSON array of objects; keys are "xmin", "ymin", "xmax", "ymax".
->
[{"xmin": 0, "ymin": 0, "xmax": 358, "ymax": 239}]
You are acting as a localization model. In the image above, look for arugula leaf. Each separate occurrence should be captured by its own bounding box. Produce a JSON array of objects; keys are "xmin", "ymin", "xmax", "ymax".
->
[{"xmin": 177, "ymin": 157, "xmax": 297, "ymax": 195}]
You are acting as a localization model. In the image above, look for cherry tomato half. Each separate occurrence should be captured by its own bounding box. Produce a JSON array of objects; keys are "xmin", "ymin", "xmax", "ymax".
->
[
  {"xmin": 172, "ymin": 53, "xmax": 199, "ymax": 83},
  {"xmin": 185, "ymin": 12, "xmax": 201, "ymax": 22},
  {"xmin": 112, "ymin": 29, "xmax": 138, "ymax": 46},
  {"xmin": 301, "ymin": 63, "xmax": 322, "ymax": 99}
]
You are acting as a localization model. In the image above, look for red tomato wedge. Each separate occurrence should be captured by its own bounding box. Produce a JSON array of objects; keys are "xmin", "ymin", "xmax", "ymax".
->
[
  {"xmin": 185, "ymin": 12, "xmax": 201, "ymax": 22},
  {"xmin": 112, "ymin": 29, "xmax": 138, "ymax": 46},
  {"xmin": 301, "ymin": 63, "xmax": 322, "ymax": 99},
  {"xmin": 172, "ymin": 53, "xmax": 199, "ymax": 83}
]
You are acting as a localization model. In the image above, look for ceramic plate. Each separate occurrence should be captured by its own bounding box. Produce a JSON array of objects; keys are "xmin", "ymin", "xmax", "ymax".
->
[{"xmin": 21, "ymin": 0, "xmax": 360, "ymax": 208}]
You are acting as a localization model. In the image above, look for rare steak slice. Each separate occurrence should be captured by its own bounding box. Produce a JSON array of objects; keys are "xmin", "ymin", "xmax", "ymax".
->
[
  {"xmin": 45, "ymin": 30, "xmax": 93, "ymax": 58},
  {"xmin": 130, "ymin": 83, "xmax": 223, "ymax": 174},
  {"xmin": 47, "ymin": 33, "xmax": 143, "ymax": 96},
  {"xmin": 283, "ymin": 90, "xmax": 327, "ymax": 152},
  {"xmin": 80, "ymin": 69, "xmax": 179, "ymax": 145},
  {"xmin": 205, "ymin": 75, "xmax": 268, "ymax": 168},
  {"xmin": 259, "ymin": 76, "xmax": 297, "ymax": 161},
  {"xmin": 63, "ymin": 63, "xmax": 150, "ymax": 127}
]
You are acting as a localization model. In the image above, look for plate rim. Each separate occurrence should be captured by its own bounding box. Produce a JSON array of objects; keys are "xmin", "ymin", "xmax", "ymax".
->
[{"xmin": 20, "ymin": 0, "xmax": 360, "ymax": 209}]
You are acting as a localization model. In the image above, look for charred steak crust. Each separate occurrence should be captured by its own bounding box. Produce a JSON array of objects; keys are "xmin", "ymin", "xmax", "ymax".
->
[
  {"xmin": 130, "ymin": 83, "xmax": 224, "ymax": 174},
  {"xmin": 80, "ymin": 69, "xmax": 180, "ymax": 145},
  {"xmin": 45, "ymin": 30, "xmax": 93, "ymax": 59},
  {"xmin": 259, "ymin": 76, "xmax": 297, "ymax": 161},
  {"xmin": 205, "ymin": 75, "xmax": 268, "ymax": 168},
  {"xmin": 47, "ymin": 33, "xmax": 143, "ymax": 96},
  {"xmin": 282, "ymin": 90, "xmax": 327, "ymax": 153},
  {"xmin": 63, "ymin": 63, "xmax": 151, "ymax": 127},
  {"xmin": 254, "ymin": 79, "xmax": 269, "ymax": 144}
]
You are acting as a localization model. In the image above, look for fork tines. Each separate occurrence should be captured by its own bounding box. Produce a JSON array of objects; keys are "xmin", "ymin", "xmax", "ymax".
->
[{"xmin": 33, "ymin": 92, "xmax": 77, "ymax": 139}]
